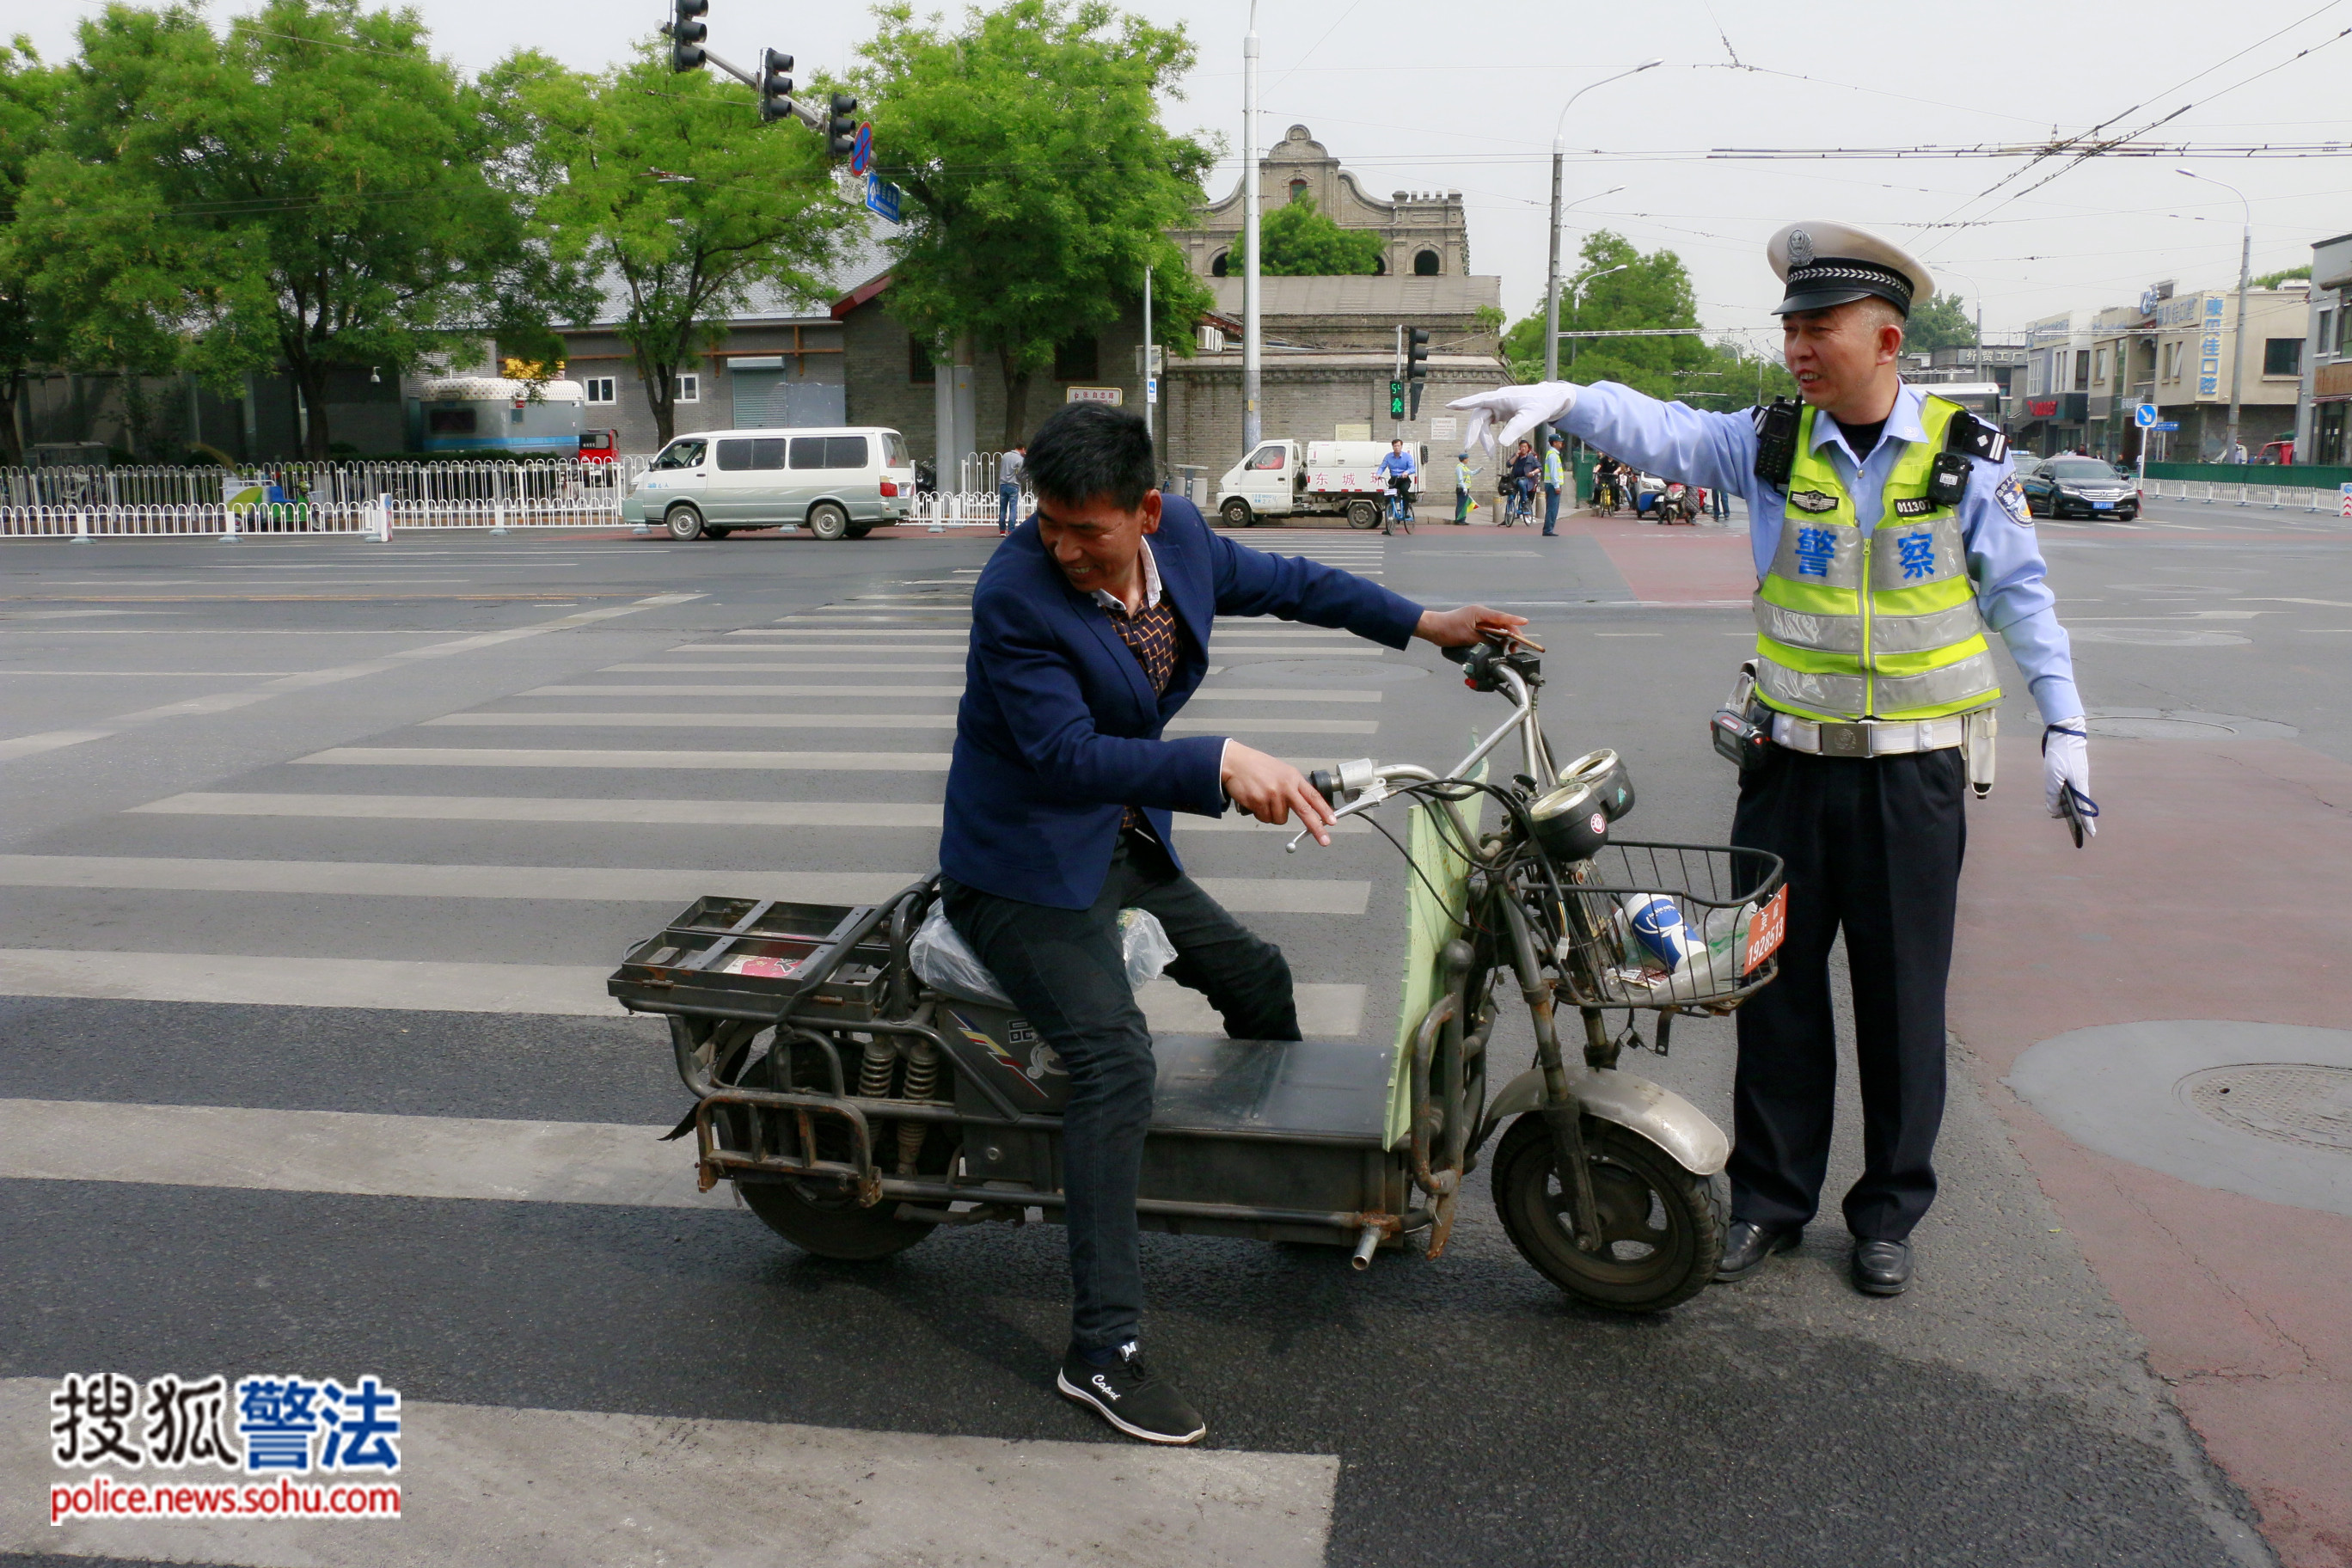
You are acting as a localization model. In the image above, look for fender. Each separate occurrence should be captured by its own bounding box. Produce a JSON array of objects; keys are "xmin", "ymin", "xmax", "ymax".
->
[{"xmin": 1480, "ymin": 1065, "xmax": 1729, "ymax": 1178}]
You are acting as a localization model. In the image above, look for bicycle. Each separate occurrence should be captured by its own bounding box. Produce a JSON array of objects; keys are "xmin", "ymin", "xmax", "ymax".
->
[
  {"xmin": 1502, "ymin": 479, "xmax": 1536, "ymax": 529},
  {"xmin": 1385, "ymin": 477, "xmax": 1416, "ymax": 536}
]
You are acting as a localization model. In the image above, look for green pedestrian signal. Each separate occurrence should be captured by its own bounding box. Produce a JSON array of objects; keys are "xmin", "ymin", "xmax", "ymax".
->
[{"xmin": 1388, "ymin": 380, "xmax": 1405, "ymax": 419}]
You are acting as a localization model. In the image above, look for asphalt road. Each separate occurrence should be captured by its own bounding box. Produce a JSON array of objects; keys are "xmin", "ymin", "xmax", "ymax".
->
[{"xmin": 3, "ymin": 493, "xmax": 2334, "ymax": 1567}]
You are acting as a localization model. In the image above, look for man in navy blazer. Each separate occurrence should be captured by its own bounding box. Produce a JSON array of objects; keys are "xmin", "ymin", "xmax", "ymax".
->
[{"xmin": 940, "ymin": 403, "xmax": 1522, "ymax": 1445}]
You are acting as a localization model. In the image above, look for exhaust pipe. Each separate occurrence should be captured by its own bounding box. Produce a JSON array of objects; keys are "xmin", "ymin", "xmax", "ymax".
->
[{"xmin": 1350, "ymin": 1223, "xmax": 1381, "ymax": 1271}]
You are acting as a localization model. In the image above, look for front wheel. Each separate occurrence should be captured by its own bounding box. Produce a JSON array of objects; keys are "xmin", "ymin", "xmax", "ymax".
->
[
  {"xmin": 1346, "ymin": 499, "xmax": 1381, "ymax": 530},
  {"xmin": 1491, "ymin": 1112, "xmax": 1724, "ymax": 1313},
  {"xmin": 665, "ymin": 504, "xmax": 706, "ymax": 542},
  {"xmin": 1220, "ymin": 498, "xmax": 1254, "ymax": 528},
  {"xmin": 807, "ymin": 502, "xmax": 851, "ymax": 542}
]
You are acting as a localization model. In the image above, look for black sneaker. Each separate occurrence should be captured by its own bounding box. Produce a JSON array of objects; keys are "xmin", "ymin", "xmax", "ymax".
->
[{"xmin": 1057, "ymin": 1341, "xmax": 1206, "ymax": 1445}]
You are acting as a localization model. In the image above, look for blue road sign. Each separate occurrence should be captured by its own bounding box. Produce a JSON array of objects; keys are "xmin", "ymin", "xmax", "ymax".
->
[
  {"xmin": 849, "ymin": 123, "xmax": 873, "ymax": 176},
  {"xmin": 2133, "ymin": 401, "xmax": 2158, "ymax": 429},
  {"xmin": 2148, "ymin": 420, "xmax": 2179, "ymax": 432},
  {"xmin": 865, "ymin": 175, "xmax": 901, "ymax": 224}
]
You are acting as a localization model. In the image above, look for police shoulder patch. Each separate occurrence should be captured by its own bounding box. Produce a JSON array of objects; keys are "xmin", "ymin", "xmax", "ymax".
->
[
  {"xmin": 1996, "ymin": 475, "xmax": 2032, "ymax": 526},
  {"xmin": 1787, "ymin": 489, "xmax": 1840, "ymax": 513}
]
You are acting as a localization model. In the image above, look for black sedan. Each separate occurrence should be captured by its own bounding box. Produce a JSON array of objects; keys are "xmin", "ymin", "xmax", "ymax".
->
[{"xmin": 2020, "ymin": 456, "xmax": 2140, "ymax": 520}]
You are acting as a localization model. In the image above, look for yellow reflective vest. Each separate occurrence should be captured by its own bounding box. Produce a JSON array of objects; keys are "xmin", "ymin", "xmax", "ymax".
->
[{"xmin": 1753, "ymin": 396, "xmax": 2002, "ymax": 723}]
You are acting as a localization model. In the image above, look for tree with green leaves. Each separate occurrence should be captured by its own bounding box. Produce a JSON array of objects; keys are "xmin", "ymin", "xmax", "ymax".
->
[
  {"xmin": 858, "ymin": 0, "xmax": 1215, "ymax": 446},
  {"xmin": 0, "ymin": 40, "xmax": 67, "ymax": 465},
  {"xmin": 15, "ymin": 0, "xmax": 552, "ymax": 459},
  {"xmin": 1904, "ymin": 291, "xmax": 1977, "ymax": 353},
  {"xmin": 1256, "ymin": 193, "xmax": 1381, "ymax": 277},
  {"xmin": 1501, "ymin": 230, "xmax": 1716, "ymax": 401},
  {"xmin": 499, "ymin": 40, "xmax": 857, "ymax": 448},
  {"xmin": 2253, "ymin": 265, "xmax": 2311, "ymax": 290}
]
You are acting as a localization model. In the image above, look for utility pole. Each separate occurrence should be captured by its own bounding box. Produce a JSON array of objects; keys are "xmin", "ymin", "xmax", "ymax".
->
[
  {"xmin": 1537, "ymin": 60, "xmax": 1657, "ymax": 451},
  {"xmin": 2179, "ymin": 168, "xmax": 2253, "ymax": 462},
  {"xmin": 1241, "ymin": 1, "xmax": 1261, "ymax": 453}
]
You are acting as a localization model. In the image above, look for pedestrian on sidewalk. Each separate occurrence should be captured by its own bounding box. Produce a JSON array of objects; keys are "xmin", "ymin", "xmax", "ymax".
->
[
  {"xmin": 1454, "ymin": 451, "xmax": 1477, "ymax": 524},
  {"xmin": 1541, "ymin": 434, "xmax": 1565, "ymax": 535},
  {"xmin": 1711, "ymin": 480, "xmax": 1729, "ymax": 520},
  {"xmin": 1451, "ymin": 220, "xmax": 2096, "ymax": 1302},
  {"xmin": 997, "ymin": 444, "xmax": 1026, "ymax": 534}
]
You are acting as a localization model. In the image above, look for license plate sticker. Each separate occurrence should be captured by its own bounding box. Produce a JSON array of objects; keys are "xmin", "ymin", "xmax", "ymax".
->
[
  {"xmin": 1743, "ymin": 887, "xmax": 1789, "ymax": 974},
  {"xmin": 721, "ymin": 954, "xmax": 804, "ymax": 978}
]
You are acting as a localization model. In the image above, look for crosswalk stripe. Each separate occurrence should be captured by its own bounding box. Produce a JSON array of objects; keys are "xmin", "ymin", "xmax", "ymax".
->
[
  {"xmin": 738, "ymin": 628, "xmax": 967, "ymax": 638},
  {"xmin": 0, "ymin": 949, "xmax": 1367, "ymax": 1033},
  {"xmin": 0, "ymin": 1380, "xmax": 1338, "ymax": 1568},
  {"xmin": 605, "ymin": 660, "xmax": 969, "ymax": 672},
  {"xmin": 593, "ymin": 670, "xmax": 1381, "ymax": 701},
  {"xmin": 0, "ymin": 856, "xmax": 1369, "ymax": 914},
  {"xmin": 418, "ymin": 713, "xmax": 1381, "ymax": 736},
  {"xmin": 126, "ymin": 793, "xmax": 1375, "ymax": 833},
  {"xmin": 288, "ymin": 748, "xmax": 1353, "ymax": 772},
  {"xmin": 0, "ymin": 1098, "xmax": 723, "ymax": 1209}
]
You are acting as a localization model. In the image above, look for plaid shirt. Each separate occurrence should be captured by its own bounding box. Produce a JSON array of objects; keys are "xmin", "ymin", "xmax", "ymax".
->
[{"xmin": 1095, "ymin": 543, "xmax": 1185, "ymax": 834}]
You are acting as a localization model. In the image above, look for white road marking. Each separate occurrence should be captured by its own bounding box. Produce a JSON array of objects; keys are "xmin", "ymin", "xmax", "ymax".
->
[
  {"xmin": 290, "ymin": 747, "xmax": 1348, "ymax": 772},
  {"xmin": 528, "ymin": 683, "xmax": 963, "ymax": 696},
  {"xmin": 0, "ymin": 1381, "xmax": 1337, "ymax": 1568},
  {"xmin": 127, "ymin": 792, "xmax": 1374, "ymax": 833},
  {"xmin": 0, "ymin": 670, "xmax": 305, "ymax": 676},
  {"xmin": 0, "ymin": 855, "xmax": 1369, "ymax": 913},
  {"xmin": 0, "ymin": 730, "xmax": 118, "ymax": 761},
  {"xmin": 607, "ymin": 660, "xmax": 971, "ymax": 671},
  {"xmin": 0, "ymin": 948, "xmax": 1366, "ymax": 1032},
  {"xmin": 421, "ymin": 712, "xmax": 1381, "ymax": 736}
]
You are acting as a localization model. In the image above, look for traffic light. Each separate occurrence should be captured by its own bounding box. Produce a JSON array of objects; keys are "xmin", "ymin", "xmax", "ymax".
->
[
  {"xmin": 666, "ymin": 0, "xmax": 707, "ymax": 72},
  {"xmin": 1387, "ymin": 380, "xmax": 1405, "ymax": 420},
  {"xmin": 758, "ymin": 48, "xmax": 794, "ymax": 123},
  {"xmin": 1406, "ymin": 328, "xmax": 1430, "ymax": 419},
  {"xmin": 826, "ymin": 93, "xmax": 859, "ymax": 160}
]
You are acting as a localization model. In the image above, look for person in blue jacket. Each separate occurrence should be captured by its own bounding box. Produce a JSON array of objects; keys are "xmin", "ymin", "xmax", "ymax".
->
[
  {"xmin": 1452, "ymin": 221, "xmax": 2098, "ymax": 1302},
  {"xmin": 940, "ymin": 401, "xmax": 1522, "ymax": 1445}
]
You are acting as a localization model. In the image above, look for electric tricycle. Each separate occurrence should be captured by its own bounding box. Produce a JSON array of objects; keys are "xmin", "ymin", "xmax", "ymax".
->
[{"xmin": 609, "ymin": 631, "xmax": 1787, "ymax": 1311}]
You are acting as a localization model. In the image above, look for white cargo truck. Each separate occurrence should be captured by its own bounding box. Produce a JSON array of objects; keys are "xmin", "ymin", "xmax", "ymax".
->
[{"xmin": 1213, "ymin": 438, "xmax": 1427, "ymax": 529}]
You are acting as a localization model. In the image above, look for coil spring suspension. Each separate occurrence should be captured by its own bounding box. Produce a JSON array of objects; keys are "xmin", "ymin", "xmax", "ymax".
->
[
  {"xmin": 857, "ymin": 1035, "xmax": 897, "ymax": 1099},
  {"xmin": 897, "ymin": 1038, "xmax": 940, "ymax": 1174}
]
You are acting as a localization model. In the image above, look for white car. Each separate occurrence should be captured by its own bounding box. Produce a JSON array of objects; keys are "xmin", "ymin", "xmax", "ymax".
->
[{"xmin": 624, "ymin": 426, "xmax": 917, "ymax": 541}]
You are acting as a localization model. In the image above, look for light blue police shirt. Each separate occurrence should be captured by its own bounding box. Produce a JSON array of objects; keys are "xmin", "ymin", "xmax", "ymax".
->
[{"xmin": 1562, "ymin": 380, "xmax": 2083, "ymax": 724}]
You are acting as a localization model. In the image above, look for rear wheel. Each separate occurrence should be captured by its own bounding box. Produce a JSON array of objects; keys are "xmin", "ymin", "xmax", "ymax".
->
[
  {"xmin": 1491, "ymin": 1112, "xmax": 1724, "ymax": 1313},
  {"xmin": 1220, "ymin": 498, "xmax": 1254, "ymax": 528},
  {"xmin": 714, "ymin": 1058, "xmax": 934, "ymax": 1262},
  {"xmin": 1345, "ymin": 499, "xmax": 1381, "ymax": 530},
  {"xmin": 807, "ymin": 502, "xmax": 850, "ymax": 542},
  {"xmin": 665, "ymin": 504, "xmax": 706, "ymax": 542}
]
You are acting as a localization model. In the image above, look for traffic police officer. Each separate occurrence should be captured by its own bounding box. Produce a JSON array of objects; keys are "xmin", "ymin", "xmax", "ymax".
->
[{"xmin": 1450, "ymin": 222, "xmax": 2095, "ymax": 1297}]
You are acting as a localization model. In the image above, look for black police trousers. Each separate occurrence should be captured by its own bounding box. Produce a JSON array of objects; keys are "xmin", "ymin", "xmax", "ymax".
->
[
  {"xmin": 940, "ymin": 830, "xmax": 1298, "ymax": 1351},
  {"xmin": 1727, "ymin": 744, "xmax": 1967, "ymax": 1241}
]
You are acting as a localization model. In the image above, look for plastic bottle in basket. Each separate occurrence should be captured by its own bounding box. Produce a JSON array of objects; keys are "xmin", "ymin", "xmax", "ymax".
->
[{"xmin": 1620, "ymin": 893, "xmax": 1704, "ymax": 971}]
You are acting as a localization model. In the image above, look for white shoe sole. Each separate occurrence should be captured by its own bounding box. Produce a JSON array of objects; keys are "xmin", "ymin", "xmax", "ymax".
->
[{"xmin": 1056, "ymin": 1371, "xmax": 1207, "ymax": 1446}]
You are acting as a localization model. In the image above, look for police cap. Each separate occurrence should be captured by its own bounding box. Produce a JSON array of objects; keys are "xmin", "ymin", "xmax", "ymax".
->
[{"xmin": 1767, "ymin": 222, "xmax": 1932, "ymax": 318}]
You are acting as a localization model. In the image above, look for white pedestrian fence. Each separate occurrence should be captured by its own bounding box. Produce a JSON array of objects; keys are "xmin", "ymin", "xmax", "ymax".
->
[
  {"xmin": 2137, "ymin": 478, "xmax": 2348, "ymax": 514},
  {"xmin": 0, "ymin": 497, "xmax": 628, "ymax": 539},
  {"xmin": 904, "ymin": 491, "xmax": 1029, "ymax": 530},
  {"xmin": 0, "ymin": 457, "xmax": 648, "ymax": 511}
]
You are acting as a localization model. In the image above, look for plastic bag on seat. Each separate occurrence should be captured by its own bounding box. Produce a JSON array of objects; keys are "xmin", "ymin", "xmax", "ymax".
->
[{"xmin": 910, "ymin": 900, "xmax": 1176, "ymax": 1007}]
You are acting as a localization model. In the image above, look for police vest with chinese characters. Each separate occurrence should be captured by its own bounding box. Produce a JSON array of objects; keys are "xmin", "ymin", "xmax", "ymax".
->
[{"xmin": 1753, "ymin": 395, "xmax": 2001, "ymax": 724}]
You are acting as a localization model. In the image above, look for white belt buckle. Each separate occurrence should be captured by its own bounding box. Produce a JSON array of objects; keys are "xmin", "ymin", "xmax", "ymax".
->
[{"xmin": 1818, "ymin": 721, "xmax": 1870, "ymax": 758}]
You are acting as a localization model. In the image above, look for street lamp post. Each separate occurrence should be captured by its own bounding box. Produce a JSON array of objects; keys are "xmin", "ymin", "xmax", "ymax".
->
[
  {"xmin": 1563, "ymin": 263, "xmax": 1628, "ymax": 372},
  {"xmin": 1539, "ymin": 60, "xmax": 1658, "ymax": 445},
  {"xmin": 1241, "ymin": 0, "xmax": 1262, "ymax": 453},
  {"xmin": 2177, "ymin": 168, "xmax": 2252, "ymax": 462}
]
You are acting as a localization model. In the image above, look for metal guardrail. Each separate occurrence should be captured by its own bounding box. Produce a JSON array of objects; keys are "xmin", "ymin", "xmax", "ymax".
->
[
  {"xmin": 2139, "ymin": 478, "xmax": 2351, "ymax": 515},
  {"xmin": 0, "ymin": 456, "xmax": 650, "ymax": 511},
  {"xmin": 905, "ymin": 491, "xmax": 1027, "ymax": 530}
]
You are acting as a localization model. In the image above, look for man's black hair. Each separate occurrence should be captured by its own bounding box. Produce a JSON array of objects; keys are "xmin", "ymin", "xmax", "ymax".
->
[{"xmin": 1024, "ymin": 401, "xmax": 1156, "ymax": 511}]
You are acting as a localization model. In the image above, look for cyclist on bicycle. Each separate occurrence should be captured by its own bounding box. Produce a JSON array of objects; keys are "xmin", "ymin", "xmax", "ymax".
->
[
  {"xmin": 1375, "ymin": 438, "xmax": 1418, "ymax": 536},
  {"xmin": 1505, "ymin": 440, "xmax": 1540, "ymax": 526}
]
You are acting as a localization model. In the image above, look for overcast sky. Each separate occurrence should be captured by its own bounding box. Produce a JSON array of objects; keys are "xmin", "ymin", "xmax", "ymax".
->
[{"xmin": 22, "ymin": 0, "xmax": 2352, "ymax": 350}]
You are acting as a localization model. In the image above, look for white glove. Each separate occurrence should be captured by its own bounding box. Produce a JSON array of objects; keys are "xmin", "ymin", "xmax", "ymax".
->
[
  {"xmin": 2041, "ymin": 719, "xmax": 2097, "ymax": 837},
  {"xmin": 1447, "ymin": 382, "xmax": 1579, "ymax": 456}
]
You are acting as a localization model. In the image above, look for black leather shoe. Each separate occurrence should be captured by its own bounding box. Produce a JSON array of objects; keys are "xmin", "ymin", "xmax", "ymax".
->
[
  {"xmin": 1852, "ymin": 1238, "xmax": 1913, "ymax": 1296},
  {"xmin": 1713, "ymin": 1221, "xmax": 1802, "ymax": 1283}
]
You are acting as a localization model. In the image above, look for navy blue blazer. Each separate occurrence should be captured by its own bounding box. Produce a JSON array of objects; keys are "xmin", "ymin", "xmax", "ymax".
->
[{"xmin": 940, "ymin": 496, "xmax": 1424, "ymax": 910}]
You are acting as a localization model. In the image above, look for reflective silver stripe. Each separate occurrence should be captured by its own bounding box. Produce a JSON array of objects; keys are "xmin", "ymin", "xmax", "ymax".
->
[
  {"xmin": 1867, "ymin": 514, "xmax": 1968, "ymax": 591},
  {"xmin": 1756, "ymin": 601, "xmax": 1864, "ymax": 654},
  {"xmin": 1766, "ymin": 516, "xmax": 1864, "ymax": 590},
  {"xmin": 1770, "ymin": 714, "xmax": 1965, "ymax": 755},
  {"xmin": 1871, "ymin": 651, "xmax": 2002, "ymax": 714},
  {"xmin": 1865, "ymin": 600, "xmax": 1986, "ymax": 656},
  {"xmin": 1755, "ymin": 658, "xmax": 1869, "ymax": 718}
]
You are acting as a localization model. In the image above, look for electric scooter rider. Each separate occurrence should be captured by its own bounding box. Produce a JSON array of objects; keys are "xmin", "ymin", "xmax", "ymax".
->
[{"xmin": 938, "ymin": 401, "xmax": 1524, "ymax": 1445}]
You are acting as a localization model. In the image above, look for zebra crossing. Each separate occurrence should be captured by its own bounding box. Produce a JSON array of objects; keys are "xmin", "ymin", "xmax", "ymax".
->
[{"xmin": 3, "ymin": 531, "xmax": 1399, "ymax": 1564}]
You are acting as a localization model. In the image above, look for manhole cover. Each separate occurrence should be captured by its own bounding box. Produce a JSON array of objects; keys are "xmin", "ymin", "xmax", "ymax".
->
[
  {"xmin": 2085, "ymin": 708, "xmax": 2300, "ymax": 740},
  {"xmin": 2178, "ymin": 1063, "xmax": 2352, "ymax": 1154}
]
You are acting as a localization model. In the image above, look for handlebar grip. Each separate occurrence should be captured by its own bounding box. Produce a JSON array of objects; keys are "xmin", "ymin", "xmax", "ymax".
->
[{"xmin": 1309, "ymin": 769, "xmax": 1340, "ymax": 806}]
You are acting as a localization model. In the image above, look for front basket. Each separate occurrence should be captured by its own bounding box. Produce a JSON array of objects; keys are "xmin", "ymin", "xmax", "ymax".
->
[{"xmin": 1551, "ymin": 841, "xmax": 1787, "ymax": 1011}]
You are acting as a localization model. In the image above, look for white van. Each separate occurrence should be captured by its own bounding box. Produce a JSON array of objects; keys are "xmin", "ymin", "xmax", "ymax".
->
[
  {"xmin": 623, "ymin": 426, "xmax": 917, "ymax": 541},
  {"xmin": 1214, "ymin": 438, "xmax": 1426, "ymax": 529}
]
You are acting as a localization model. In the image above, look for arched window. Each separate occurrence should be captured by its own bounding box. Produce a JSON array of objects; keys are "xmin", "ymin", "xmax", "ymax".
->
[
  {"xmin": 1287, "ymin": 178, "xmax": 1308, "ymax": 204},
  {"xmin": 1413, "ymin": 248, "xmax": 1442, "ymax": 276},
  {"xmin": 1210, "ymin": 251, "xmax": 1228, "ymax": 278},
  {"xmin": 1373, "ymin": 254, "xmax": 1387, "ymax": 275}
]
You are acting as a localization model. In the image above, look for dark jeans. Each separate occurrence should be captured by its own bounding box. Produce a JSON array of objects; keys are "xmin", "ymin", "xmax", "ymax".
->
[
  {"xmin": 1727, "ymin": 745, "xmax": 1966, "ymax": 1241},
  {"xmin": 940, "ymin": 831, "xmax": 1297, "ymax": 1350},
  {"xmin": 997, "ymin": 481, "xmax": 1020, "ymax": 529},
  {"xmin": 1542, "ymin": 484, "xmax": 1560, "ymax": 533}
]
